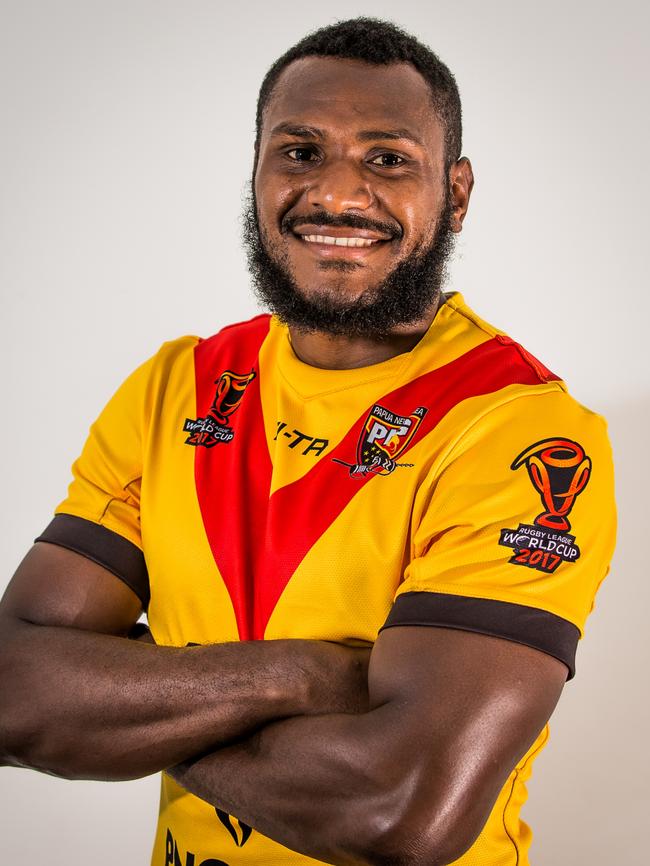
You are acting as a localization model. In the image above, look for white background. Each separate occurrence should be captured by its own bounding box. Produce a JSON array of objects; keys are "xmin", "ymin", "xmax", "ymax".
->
[{"xmin": 1, "ymin": 0, "xmax": 648, "ymax": 862}]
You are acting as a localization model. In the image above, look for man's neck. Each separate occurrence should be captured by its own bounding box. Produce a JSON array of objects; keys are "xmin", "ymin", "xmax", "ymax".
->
[{"xmin": 287, "ymin": 295, "xmax": 445, "ymax": 371}]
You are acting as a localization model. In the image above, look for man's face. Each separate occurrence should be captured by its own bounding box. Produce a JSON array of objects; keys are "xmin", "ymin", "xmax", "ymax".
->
[{"xmin": 247, "ymin": 57, "xmax": 458, "ymax": 338}]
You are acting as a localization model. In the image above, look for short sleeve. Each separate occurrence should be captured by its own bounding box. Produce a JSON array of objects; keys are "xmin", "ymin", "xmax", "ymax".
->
[
  {"xmin": 35, "ymin": 352, "xmax": 159, "ymax": 608},
  {"xmin": 381, "ymin": 388, "xmax": 617, "ymax": 679}
]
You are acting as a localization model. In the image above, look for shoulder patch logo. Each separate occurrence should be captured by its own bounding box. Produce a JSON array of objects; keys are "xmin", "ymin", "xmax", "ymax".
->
[
  {"xmin": 184, "ymin": 369, "xmax": 255, "ymax": 447},
  {"xmin": 512, "ymin": 437, "xmax": 591, "ymax": 532},
  {"xmin": 333, "ymin": 404, "xmax": 427, "ymax": 478},
  {"xmin": 499, "ymin": 437, "xmax": 592, "ymax": 573}
]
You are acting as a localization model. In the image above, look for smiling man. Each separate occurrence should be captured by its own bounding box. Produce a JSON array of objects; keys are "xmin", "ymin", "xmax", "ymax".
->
[
  {"xmin": 0, "ymin": 18, "xmax": 616, "ymax": 866},
  {"xmin": 245, "ymin": 47, "xmax": 461, "ymax": 354}
]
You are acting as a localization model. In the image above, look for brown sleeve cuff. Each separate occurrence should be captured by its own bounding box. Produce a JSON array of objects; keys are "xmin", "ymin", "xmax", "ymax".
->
[
  {"xmin": 35, "ymin": 513, "xmax": 150, "ymax": 609},
  {"xmin": 380, "ymin": 591, "xmax": 579, "ymax": 680}
]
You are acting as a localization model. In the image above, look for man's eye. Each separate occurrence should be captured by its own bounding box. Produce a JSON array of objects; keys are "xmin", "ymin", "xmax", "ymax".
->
[
  {"xmin": 286, "ymin": 148, "xmax": 317, "ymax": 162},
  {"xmin": 370, "ymin": 153, "xmax": 405, "ymax": 167}
]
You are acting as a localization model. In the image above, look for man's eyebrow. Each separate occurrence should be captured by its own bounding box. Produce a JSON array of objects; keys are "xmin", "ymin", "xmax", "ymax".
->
[
  {"xmin": 270, "ymin": 123, "xmax": 423, "ymax": 147},
  {"xmin": 356, "ymin": 129, "xmax": 424, "ymax": 146},
  {"xmin": 270, "ymin": 123, "xmax": 323, "ymax": 139}
]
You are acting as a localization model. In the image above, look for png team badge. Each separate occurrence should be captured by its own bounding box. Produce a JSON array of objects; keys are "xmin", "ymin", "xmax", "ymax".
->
[
  {"xmin": 499, "ymin": 437, "xmax": 592, "ymax": 573},
  {"xmin": 333, "ymin": 404, "xmax": 428, "ymax": 477},
  {"xmin": 184, "ymin": 369, "xmax": 255, "ymax": 447}
]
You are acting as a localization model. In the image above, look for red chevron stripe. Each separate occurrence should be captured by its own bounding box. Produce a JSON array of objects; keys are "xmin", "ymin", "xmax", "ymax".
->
[
  {"xmin": 194, "ymin": 326, "xmax": 558, "ymax": 640},
  {"xmin": 252, "ymin": 336, "xmax": 558, "ymax": 638},
  {"xmin": 193, "ymin": 315, "xmax": 273, "ymax": 641}
]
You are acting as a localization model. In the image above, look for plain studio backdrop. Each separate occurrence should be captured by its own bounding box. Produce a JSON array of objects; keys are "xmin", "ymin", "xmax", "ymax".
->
[{"xmin": 1, "ymin": 1, "xmax": 648, "ymax": 863}]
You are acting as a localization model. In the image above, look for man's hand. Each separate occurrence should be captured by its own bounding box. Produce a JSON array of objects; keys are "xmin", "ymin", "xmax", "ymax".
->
[
  {"xmin": 0, "ymin": 542, "xmax": 369, "ymax": 781},
  {"xmin": 297, "ymin": 641, "xmax": 370, "ymax": 717}
]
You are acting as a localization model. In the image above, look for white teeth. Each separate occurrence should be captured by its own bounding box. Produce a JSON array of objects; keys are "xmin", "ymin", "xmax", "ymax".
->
[{"xmin": 302, "ymin": 234, "xmax": 378, "ymax": 247}]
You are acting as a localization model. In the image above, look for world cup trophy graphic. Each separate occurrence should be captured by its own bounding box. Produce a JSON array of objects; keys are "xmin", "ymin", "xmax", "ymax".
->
[
  {"xmin": 209, "ymin": 370, "xmax": 256, "ymax": 425},
  {"xmin": 511, "ymin": 438, "xmax": 591, "ymax": 532}
]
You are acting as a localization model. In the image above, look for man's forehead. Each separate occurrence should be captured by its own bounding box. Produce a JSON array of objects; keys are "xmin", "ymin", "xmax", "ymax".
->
[{"xmin": 261, "ymin": 56, "xmax": 440, "ymax": 144}]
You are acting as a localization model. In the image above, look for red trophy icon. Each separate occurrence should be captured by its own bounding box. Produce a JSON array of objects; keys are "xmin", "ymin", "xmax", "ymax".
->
[
  {"xmin": 209, "ymin": 370, "xmax": 256, "ymax": 425},
  {"xmin": 511, "ymin": 438, "xmax": 591, "ymax": 532}
]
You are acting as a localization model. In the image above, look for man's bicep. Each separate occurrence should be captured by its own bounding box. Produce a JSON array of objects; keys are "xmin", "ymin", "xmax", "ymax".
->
[
  {"xmin": 366, "ymin": 625, "xmax": 567, "ymax": 861},
  {"xmin": 1, "ymin": 542, "xmax": 143, "ymax": 636}
]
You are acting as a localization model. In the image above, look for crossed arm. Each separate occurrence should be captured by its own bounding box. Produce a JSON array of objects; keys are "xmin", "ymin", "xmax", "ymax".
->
[
  {"xmin": 169, "ymin": 626, "xmax": 566, "ymax": 865},
  {"xmin": 0, "ymin": 542, "xmax": 567, "ymax": 866},
  {"xmin": 0, "ymin": 543, "xmax": 368, "ymax": 780}
]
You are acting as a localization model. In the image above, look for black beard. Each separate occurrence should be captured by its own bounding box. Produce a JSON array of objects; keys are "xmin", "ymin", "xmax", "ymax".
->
[{"xmin": 241, "ymin": 186, "xmax": 455, "ymax": 340}]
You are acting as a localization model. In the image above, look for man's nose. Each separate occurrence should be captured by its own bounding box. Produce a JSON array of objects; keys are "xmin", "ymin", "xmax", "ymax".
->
[{"xmin": 305, "ymin": 159, "xmax": 373, "ymax": 213}]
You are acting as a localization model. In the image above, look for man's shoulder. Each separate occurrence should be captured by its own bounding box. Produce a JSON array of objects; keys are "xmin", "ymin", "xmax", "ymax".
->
[
  {"xmin": 143, "ymin": 314, "xmax": 273, "ymax": 379},
  {"xmin": 424, "ymin": 293, "xmax": 564, "ymax": 416},
  {"xmin": 425, "ymin": 293, "xmax": 608, "ymax": 446},
  {"xmin": 441, "ymin": 292, "xmax": 558, "ymax": 384},
  {"xmin": 199, "ymin": 313, "xmax": 272, "ymax": 349}
]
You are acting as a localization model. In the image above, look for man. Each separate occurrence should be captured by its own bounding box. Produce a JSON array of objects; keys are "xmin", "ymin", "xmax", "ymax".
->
[{"xmin": 0, "ymin": 17, "xmax": 616, "ymax": 866}]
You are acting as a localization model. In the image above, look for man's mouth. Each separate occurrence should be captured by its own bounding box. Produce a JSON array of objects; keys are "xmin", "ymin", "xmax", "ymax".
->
[
  {"xmin": 300, "ymin": 234, "xmax": 379, "ymax": 248},
  {"xmin": 290, "ymin": 224, "xmax": 395, "ymax": 255}
]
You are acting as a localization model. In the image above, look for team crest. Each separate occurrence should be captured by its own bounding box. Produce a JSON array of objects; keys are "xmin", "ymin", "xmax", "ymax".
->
[
  {"xmin": 184, "ymin": 369, "xmax": 255, "ymax": 447},
  {"xmin": 333, "ymin": 404, "xmax": 427, "ymax": 477},
  {"xmin": 499, "ymin": 437, "xmax": 592, "ymax": 574}
]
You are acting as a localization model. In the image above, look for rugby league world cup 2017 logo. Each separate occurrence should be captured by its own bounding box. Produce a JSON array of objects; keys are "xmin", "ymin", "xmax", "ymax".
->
[
  {"xmin": 499, "ymin": 438, "xmax": 592, "ymax": 574},
  {"xmin": 333, "ymin": 404, "xmax": 428, "ymax": 477},
  {"xmin": 184, "ymin": 370, "xmax": 256, "ymax": 447}
]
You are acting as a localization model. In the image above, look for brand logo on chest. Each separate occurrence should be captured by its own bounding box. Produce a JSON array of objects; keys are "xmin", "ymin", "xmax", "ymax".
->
[{"xmin": 274, "ymin": 420, "xmax": 329, "ymax": 456}]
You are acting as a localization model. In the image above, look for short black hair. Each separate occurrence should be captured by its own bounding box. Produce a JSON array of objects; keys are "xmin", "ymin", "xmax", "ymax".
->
[{"xmin": 254, "ymin": 17, "xmax": 462, "ymax": 172}]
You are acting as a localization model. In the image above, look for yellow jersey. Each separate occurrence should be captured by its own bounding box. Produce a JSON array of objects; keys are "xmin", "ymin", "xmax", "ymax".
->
[{"xmin": 38, "ymin": 293, "xmax": 616, "ymax": 866}]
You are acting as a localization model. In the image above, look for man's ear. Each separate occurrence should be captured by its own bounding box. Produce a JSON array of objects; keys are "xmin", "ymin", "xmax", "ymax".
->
[{"xmin": 449, "ymin": 157, "xmax": 474, "ymax": 233}]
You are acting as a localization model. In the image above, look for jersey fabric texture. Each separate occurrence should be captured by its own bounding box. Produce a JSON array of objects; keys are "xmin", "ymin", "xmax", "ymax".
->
[{"xmin": 38, "ymin": 292, "xmax": 616, "ymax": 866}]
